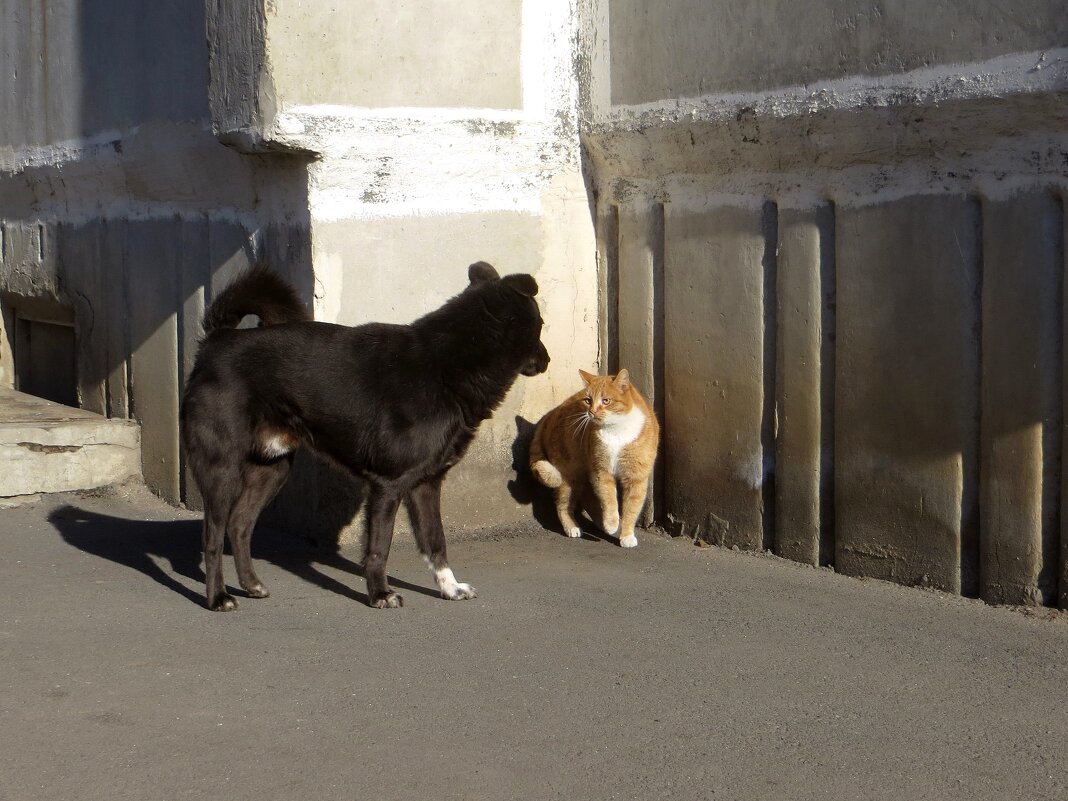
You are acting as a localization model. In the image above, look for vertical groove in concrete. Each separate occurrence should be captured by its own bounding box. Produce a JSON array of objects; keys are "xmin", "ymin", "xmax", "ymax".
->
[
  {"xmin": 773, "ymin": 205, "xmax": 824, "ymax": 566},
  {"xmin": 1062, "ymin": 193, "xmax": 1068, "ymax": 610},
  {"xmin": 761, "ymin": 201, "xmax": 778, "ymax": 553},
  {"xmin": 961, "ymin": 196, "xmax": 983, "ymax": 599},
  {"xmin": 980, "ymin": 192, "xmax": 1062, "ymax": 606},
  {"xmin": 651, "ymin": 202, "xmax": 666, "ymax": 528},
  {"xmin": 1046, "ymin": 193, "xmax": 1064, "ymax": 607},
  {"xmin": 818, "ymin": 203, "xmax": 837, "ymax": 568},
  {"xmin": 596, "ymin": 200, "xmax": 620, "ymax": 375}
]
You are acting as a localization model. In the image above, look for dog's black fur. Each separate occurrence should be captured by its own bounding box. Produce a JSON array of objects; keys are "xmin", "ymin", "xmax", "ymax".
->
[{"xmin": 180, "ymin": 262, "xmax": 550, "ymax": 611}]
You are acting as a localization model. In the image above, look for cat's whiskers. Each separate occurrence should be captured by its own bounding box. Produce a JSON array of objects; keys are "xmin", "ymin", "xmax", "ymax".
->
[{"xmin": 567, "ymin": 411, "xmax": 592, "ymax": 440}]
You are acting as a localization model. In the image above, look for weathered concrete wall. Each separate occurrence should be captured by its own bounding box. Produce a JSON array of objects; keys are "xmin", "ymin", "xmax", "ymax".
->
[
  {"xmin": 580, "ymin": 0, "xmax": 1068, "ymax": 607},
  {"xmin": 0, "ymin": 0, "xmax": 313, "ymax": 508},
  {"xmin": 266, "ymin": 0, "xmax": 523, "ymax": 109},
  {"xmin": 258, "ymin": 1, "xmax": 598, "ymax": 541},
  {"xmin": 1, "ymin": 0, "xmax": 596, "ymax": 541},
  {"xmin": 607, "ymin": 0, "xmax": 1068, "ymax": 102}
]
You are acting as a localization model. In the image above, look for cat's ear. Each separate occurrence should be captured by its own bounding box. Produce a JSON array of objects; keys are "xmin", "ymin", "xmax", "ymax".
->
[
  {"xmin": 613, "ymin": 369, "xmax": 631, "ymax": 391},
  {"xmin": 578, "ymin": 369, "xmax": 597, "ymax": 386},
  {"xmin": 468, "ymin": 261, "xmax": 500, "ymax": 284}
]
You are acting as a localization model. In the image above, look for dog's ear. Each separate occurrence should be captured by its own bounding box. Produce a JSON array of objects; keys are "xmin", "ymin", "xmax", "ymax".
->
[
  {"xmin": 502, "ymin": 274, "xmax": 539, "ymax": 297},
  {"xmin": 469, "ymin": 261, "xmax": 500, "ymax": 284}
]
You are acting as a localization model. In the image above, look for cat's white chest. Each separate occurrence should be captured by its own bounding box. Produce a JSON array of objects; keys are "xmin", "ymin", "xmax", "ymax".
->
[{"xmin": 596, "ymin": 406, "xmax": 646, "ymax": 474}]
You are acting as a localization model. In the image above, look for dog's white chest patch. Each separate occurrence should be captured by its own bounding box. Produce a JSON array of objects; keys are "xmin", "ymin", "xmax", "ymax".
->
[{"xmin": 596, "ymin": 407, "xmax": 645, "ymax": 474}]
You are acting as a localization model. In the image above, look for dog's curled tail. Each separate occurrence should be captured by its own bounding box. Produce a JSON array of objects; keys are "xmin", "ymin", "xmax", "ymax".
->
[{"xmin": 202, "ymin": 264, "xmax": 311, "ymax": 334}]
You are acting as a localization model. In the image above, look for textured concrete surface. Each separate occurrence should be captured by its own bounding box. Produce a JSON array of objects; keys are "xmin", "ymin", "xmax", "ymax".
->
[
  {"xmin": 267, "ymin": 0, "xmax": 523, "ymax": 109},
  {"xmin": 2, "ymin": 486, "xmax": 1067, "ymax": 801},
  {"xmin": 664, "ymin": 202, "xmax": 768, "ymax": 550},
  {"xmin": 0, "ymin": 388, "xmax": 140, "ymax": 497},
  {"xmin": 980, "ymin": 193, "xmax": 1062, "ymax": 607},
  {"xmin": 835, "ymin": 196, "xmax": 981, "ymax": 594},
  {"xmin": 605, "ymin": 0, "xmax": 1068, "ymax": 102}
]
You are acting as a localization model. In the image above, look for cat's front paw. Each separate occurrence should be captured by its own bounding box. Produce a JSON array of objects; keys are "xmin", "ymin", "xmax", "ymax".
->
[
  {"xmin": 601, "ymin": 514, "xmax": 620, "ymax": 535},
  {"xmin": 565, "ymin": 526, "xmax": 582, "ymax": 538},
  {"xmin": 619, "ymin": 534, "xmax": 638, "ymax": 548}
]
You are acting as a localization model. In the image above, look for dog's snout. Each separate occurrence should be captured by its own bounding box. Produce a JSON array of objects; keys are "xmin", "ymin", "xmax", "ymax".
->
[{"xmin": 522, "ymin": 342, "xmax": 550, "ymax": 376}]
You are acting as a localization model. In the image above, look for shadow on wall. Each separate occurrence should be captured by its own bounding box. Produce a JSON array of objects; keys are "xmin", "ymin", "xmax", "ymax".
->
[
  {"xmin": 47, "ymin": 502, "xmax": 444, "ymax": 610},
  {"xmin": 79, "ymin": 0, "xmax": 210, "ymax": 137}
]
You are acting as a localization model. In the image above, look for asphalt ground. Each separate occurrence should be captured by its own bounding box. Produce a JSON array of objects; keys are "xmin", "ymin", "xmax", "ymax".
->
[{"xmin": 2, "ymin": 485, "xmax": 1066, "ymax": 801}]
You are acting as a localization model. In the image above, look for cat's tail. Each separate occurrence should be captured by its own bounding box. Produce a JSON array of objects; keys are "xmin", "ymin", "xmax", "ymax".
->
[{"xmin": 529, "ymin": 423, "xmax": 563, "ymax": 488}]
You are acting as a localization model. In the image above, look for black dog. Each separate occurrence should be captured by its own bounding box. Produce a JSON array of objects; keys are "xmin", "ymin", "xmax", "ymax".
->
[{"xmin": 180, "ymin": 262, "xmax": 550, "ymax": 611}]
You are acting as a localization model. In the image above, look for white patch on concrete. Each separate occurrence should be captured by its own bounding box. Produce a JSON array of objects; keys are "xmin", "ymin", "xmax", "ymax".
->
[
  {"xmin": 264, "ymin": 3, "xmax": 583, "ymax": 223},
  {"xmin": 596, "ymin": 406, "xmax": 646, "ymax": 474}
]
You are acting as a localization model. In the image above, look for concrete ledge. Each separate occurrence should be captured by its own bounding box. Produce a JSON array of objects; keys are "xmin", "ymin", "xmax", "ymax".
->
[{"xmin": 0, "ymin": 388, "xmax": 141, "ymax": 497}]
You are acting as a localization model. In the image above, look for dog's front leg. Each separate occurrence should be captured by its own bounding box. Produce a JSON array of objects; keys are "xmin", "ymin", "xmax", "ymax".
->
[
  {"xmin": 406, "ymin": 479, "xmax": 477, "ymax": 601},
  {"xmin": 364, "ymin": 487, "xmax": 403, "ymax": 608}
]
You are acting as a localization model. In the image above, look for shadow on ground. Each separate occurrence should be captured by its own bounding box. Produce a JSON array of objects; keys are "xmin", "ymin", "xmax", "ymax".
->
[
  {"xmin": 506, "ymin": 415, "xmax": 612, "ymax": 544},
  {"xmin": 48, "ymin": 504, "xmax": 441, "ymax": 610}
]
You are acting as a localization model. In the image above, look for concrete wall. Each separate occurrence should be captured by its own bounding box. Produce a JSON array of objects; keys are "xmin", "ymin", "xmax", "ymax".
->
[
  {"xmin": 256, "ymin": 1, "xmax": 598, "ymax": 541},
  {"xmin": 2, "ymin": 1, "xmax": 599, "ymax": 545},
  {"xmin": 580, "ymin": 0, "xmax": 1068, "ymax": 607},
  {"xmin": 0, "ymin": 0, "xmax": 313, "ymax": 509}
]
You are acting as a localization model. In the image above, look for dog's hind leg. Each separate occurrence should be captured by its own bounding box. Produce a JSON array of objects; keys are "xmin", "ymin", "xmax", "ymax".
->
[
  {"xmin": 227, "ymin": 458, "xmax": 292, "ymax": 599},
  {"xmin": 202, "ymin": 499, "xmax": 237, "ymax": 612},
  {"xmin": 407, "ymin": 478, "xmax": 477, "ymax": 601},
  {"xmin": 364, "ymin": 487, "xmax": 403, "ymax": 609}
]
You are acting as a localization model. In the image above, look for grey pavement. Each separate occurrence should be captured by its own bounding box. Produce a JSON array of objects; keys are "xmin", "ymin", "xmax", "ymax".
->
[{"xmin": 2, "ymin": 485, "xmax": 1066, "ymax": 801}]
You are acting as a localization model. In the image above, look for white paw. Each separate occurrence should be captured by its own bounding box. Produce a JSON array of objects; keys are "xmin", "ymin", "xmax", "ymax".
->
[
  {"xmin": 442, "ymin": 581, "xmax": 478, "ymax": 601},
  {"xmin": 566, "ymin": 526, "xmax": 582, "ymax": 538},
  {"xmin": 435, "ymin": 567, "xmax": 478, "ymax": 600},
  {"xmin": 619, "ymin": 534, "xmax": 638, "ymax": 548},
  {"xmin": 602, "ymin": 516, "xmax": 620, "ymax": 536}
]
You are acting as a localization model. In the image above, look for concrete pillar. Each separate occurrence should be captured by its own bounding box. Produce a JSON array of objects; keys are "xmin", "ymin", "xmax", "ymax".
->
[
  {"xmin": 102, "ymin": 220, "xmax": 130, "ymax": 420},
  {"xmin": 664, "ymin": 201, "xmax": 767, "ymax": 549},
  {"xmin": 980, "ymin": 192, "xmax": 1062, "ymax": 606},
  {"xmin": 617, "ymin": 199, "xmax": 663, "ymax": 525},
  {"xmin": 836, "ymin": 195, "xmax": 981, "ymax": 594},
  {"xmin": 774, "ymin": 205, "xmax": 834, "ymax": 565},
  {"xmin": 127, "ymin": 218, "xmax": 181, "ymax": 503},
  {"xmin": 179, "ymin": 217, "xmax": 210, "ymax": 510},
  {"xmin": 57, "ymin": 223, "xmax": 108, "ymax": 416}
]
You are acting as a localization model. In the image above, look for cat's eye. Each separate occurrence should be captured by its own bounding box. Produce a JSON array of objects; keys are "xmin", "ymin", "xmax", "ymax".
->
[
  {"xmin": 601, "ymin": 398, "xmax": 610, "ymax": 405},
  {"xmin": 583, "ymin": 397, "xmax": 591, "ymax": 405}
]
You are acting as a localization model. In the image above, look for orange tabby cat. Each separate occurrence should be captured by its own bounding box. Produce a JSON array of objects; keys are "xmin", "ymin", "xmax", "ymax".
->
[{"xmin": 529, "ymin": 369, "xmax": 659, "ymax": 547}]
